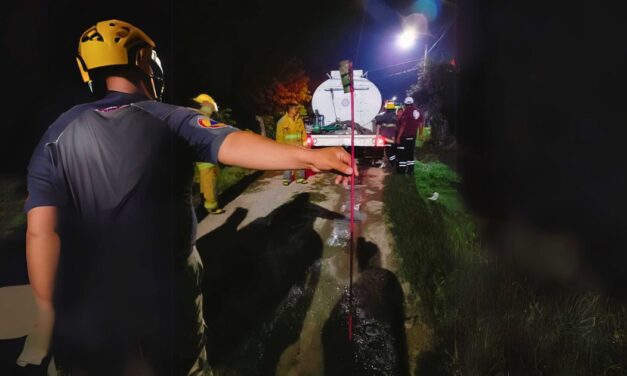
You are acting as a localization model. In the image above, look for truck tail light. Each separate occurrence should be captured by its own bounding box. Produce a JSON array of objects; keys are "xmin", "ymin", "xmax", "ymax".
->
[
  {"xmin": 375, "ymin": 135, "xmax": 386, "ymax": 147},
  {"xmin": 305, "ymin": 135, "xmax": 314, "ymax": 148}
]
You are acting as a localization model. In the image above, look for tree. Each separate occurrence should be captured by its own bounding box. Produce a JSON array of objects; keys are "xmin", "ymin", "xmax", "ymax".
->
[
  {"xmin": 213, "ymin": 108, "xmax": 238, "ymax": 128},
  {"xmin": 250, "ymin": 58, "xmax": 312, "ymax": 137},
  {"xmin": 408, "ymin": 60, "xmax": 457, "ymax": 146}
]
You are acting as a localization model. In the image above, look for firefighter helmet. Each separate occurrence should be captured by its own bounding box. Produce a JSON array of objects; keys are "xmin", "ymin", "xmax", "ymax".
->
[
  {"xmin": 404, "ymin": 96, "xmax": 414, "ymax": 104},
  {"xmin": 193, "ymin": 94, "xmax": 219, "ymax": 113},
  {"xmin": 76, "ymin": 19, "xmax": 164, "ymax": 100},
  {"xmin": 384, "ymin": 101, "xmax": 396, "ymax": 110}
]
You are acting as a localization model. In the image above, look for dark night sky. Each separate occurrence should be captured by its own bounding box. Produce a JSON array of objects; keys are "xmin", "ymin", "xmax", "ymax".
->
[
  {"xmin": 2, "ymin": 1, "xmax": 627, "ymax": 291},
  {"xmin": 1, "ymin": 0, "xmax": 455, "ymax": 172}
]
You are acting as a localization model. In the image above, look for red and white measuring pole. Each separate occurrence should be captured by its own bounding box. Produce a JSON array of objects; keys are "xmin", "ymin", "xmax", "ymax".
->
[{"xmin": 340, "ymin": 59, "xmax": 356, "ymax": 341}]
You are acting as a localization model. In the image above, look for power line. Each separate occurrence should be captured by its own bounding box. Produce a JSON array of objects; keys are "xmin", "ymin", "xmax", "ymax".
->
[
  {"xmin": 426, "ymin": 22, "xmax": 452, "ymax": 55},
  {"xmin": 386, "ymin": 67, "xmax": 419, "ymax": 78},
  {"xmin": 381, "ymin": 22, "xmax": 453, "ymax": 78},
  {"xmin": 368, "ymin": 58, "xmax": 423, "ymax": 73}
]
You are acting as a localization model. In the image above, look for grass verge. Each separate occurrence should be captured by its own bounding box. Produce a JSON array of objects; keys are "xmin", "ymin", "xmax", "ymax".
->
[
  {"xmin": 384, "ymin": 152, "xmax": 627, "ymax": 375},
  {"xmin": 218, "ymin": 166, "xmax": 256, "ymax": 196},
  {"xmin": 0, "ymin": 175, "xmax": 27, "ymax": 239}
]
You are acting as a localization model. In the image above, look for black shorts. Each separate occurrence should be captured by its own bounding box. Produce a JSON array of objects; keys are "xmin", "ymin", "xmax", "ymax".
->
[{"xmin": 52, "ymin": 248, "xmax": 208, "ymax": 375}]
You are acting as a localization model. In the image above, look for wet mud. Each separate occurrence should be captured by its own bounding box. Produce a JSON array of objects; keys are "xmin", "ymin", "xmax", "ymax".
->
[{"xmin": 196, "ymin": 165, "xmax": 412, "ymax": 375}]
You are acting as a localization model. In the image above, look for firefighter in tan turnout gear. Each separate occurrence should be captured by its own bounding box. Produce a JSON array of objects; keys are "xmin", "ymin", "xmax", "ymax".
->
[
  {"xmin": 276, "ymin": 103, "xmax": 308, "ymax": 185},
  {"xmin": 192, "ymin": 93, "xmax": 225, "ymax": 214}
]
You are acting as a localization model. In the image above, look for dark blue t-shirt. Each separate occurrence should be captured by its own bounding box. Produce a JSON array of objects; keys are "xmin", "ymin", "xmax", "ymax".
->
[{"xmin": 24, "ymin": 91, "xmax": 238, "ymax": 322}]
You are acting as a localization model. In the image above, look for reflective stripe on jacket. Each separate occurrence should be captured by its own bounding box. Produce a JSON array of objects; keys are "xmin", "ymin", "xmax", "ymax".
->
[{"xmin": 276, "ymin": 113, "xmax": 306, "ymax": 146}]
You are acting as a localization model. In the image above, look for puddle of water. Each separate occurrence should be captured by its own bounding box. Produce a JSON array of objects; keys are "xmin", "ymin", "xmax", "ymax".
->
[{"xmin": 327, "ymin": 219, "xmax": 351, "ymax": 248}]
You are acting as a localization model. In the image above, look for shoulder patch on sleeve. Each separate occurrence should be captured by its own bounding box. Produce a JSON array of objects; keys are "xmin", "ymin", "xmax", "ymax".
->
[{"xmin": 197, "ymin": 117, "xmax": 227, "ymax": 129}]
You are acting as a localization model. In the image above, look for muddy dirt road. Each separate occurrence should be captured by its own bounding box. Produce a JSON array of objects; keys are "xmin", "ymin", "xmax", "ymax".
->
[{"xmin": 196, "ymin": 166, "xmax": 419, "ymax": 376}]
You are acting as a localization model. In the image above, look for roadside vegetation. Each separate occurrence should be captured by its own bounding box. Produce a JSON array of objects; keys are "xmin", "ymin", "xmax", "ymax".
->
[
  {"xmin": 2, "ymin": 166, "xmax": 255, "ymax": 238},
  {"xmin": 191, "ymin": 165, "xmax": 258, "ymax": 210},
  {"xmin": 384, "ymin": 137, "xmax": 627, "ymax": 375},
  {"xmin": 218, "ymin": 166, "xmax": 256, "ymax": 195},
  {"xmin": 0, "ymin": 175, "xmax": 26, "ymax": 239}
]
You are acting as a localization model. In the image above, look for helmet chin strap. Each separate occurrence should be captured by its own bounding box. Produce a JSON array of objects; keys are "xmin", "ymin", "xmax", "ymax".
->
[
  {"xmin": 140, "ymin": 79, "xmax": 157, "ymax": 100},
  {"xmin": 148, "ymin": 50, "xmax": 165, "ymax": 101}
]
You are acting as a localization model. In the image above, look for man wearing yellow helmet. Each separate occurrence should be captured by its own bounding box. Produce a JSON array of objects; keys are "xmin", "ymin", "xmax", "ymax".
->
[
  {"xmin": 191, "ymin": 94, "xmax": 225, "ymax": 215},
  {"xmin": 374, "ymin": 100, "xmax": 399, "ymax": 169},
  {"xmin": 21, "ymin": 19, "xmax": 355, "ymax": 375}
]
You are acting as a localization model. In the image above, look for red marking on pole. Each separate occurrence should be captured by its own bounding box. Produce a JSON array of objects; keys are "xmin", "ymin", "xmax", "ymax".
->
[
  {"xmin": 348, "ymin": 61, "xmax": 355, "ymax": 342},
  {"xmin": 348, "ymin": 313, "xmax": 353, "ymax": 341}
]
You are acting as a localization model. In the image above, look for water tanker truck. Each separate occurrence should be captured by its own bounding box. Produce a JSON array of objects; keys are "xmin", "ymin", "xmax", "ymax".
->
[{"xmin": 304, "ymin": 69, "xmax": 389, "ymax": 162}]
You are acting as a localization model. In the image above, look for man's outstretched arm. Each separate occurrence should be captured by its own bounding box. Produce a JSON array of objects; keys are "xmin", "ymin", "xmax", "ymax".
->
[{"xmin": 218, "ymin": 131, "xmax": 355, "ymax": 176}]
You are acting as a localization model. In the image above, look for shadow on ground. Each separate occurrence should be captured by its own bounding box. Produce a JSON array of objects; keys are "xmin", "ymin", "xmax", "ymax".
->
[
  {"xmin": 196, "ymin": 192, "xmax": 343, "ymax": 374},
  {"xmin": 322, "ymin": 238, "xmax": 410, "ymax": 376}
]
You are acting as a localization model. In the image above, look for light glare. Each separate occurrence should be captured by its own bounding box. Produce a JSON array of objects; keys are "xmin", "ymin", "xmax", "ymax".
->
[{"xmin": 397, "ymin": 28, "xmax": 417, "ymax": 50}]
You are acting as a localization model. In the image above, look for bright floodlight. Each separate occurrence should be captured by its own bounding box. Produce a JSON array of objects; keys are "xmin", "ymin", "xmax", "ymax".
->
[
  {"xmin": 397, "ymin": 28, "xmax": 418, "ymax": 50},
  {"xmin": 392, "ymin": 96, "xmax": 397, "ymax": 101}
]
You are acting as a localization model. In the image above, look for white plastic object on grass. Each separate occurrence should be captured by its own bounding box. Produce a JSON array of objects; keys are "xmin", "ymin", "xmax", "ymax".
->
[{"xmin": 428, "ymin": 192, "xmax": 439, "ymax": 201}]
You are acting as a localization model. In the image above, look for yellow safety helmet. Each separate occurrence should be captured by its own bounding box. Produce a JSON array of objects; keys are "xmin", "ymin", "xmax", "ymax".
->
[
  {"xmin": 76, "ymin": 19, "xmax": 164, "ymax": 100},
  {"xmin": 193, "ymin": 94, "xmax": 219, "ymax": 113},
  {"xmin": 384, "ymin": 101, "xmax": 396, "ymax": 110}
]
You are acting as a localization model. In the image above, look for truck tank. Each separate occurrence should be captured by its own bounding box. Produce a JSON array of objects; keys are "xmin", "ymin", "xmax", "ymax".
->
[{"xmin": 311, "ymin": 70, "xmax": 383, "ymax": 133}]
